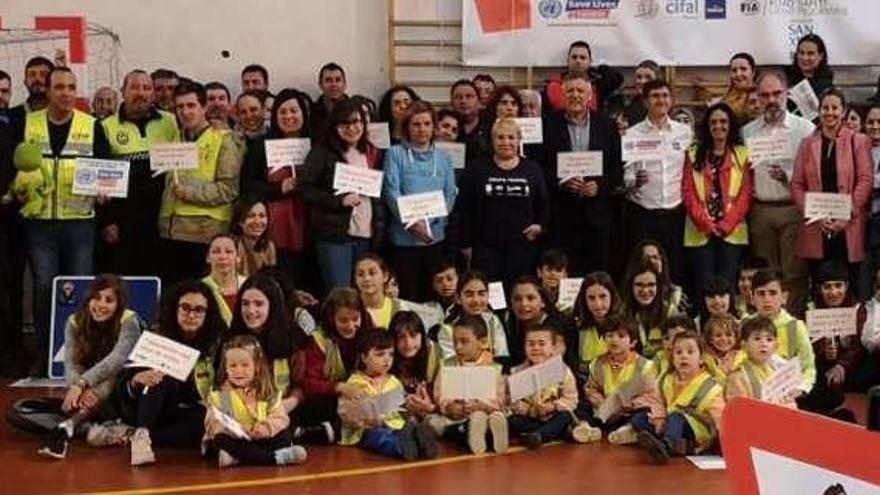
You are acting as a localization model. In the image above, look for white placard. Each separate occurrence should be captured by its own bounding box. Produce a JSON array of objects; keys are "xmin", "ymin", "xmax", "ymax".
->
[
  {"xmin": 514, "ymin": 117, "xmax": 543, "ymax": 144},
  {"xmin": 788, "ymin": 79, "xmax": 820, "ymax": 122},
  {"xmin": 210, "ymin": 406, "xmax": 250, "ymax": 440},
  {"xmin": 436, "ymin": 141, "xmax": 466, "ymax": 170},
  {"xmin": 746, "ymin": 134, "xmax": 792, "ymax": 165},
  {"xmin": 621, "ymin": 135, "xmax": 665, "ymax": 163},
  {"xmin": 439, "ymin": 366, "xmax": 497, "ymax": 401},
  {"xmin": 73, "ymin": 158, "xmax": 130, "ymax": 198},
  {"xmin": 488, "ymin": 281, "xmax": 506, "ymax": 310},
  {"xmin": 761, "ymin": 357, "xmax": 802, "ymax": 404},
  {"xmin": 507, "ymin": 356, "xmax": 567, "ymax": 402},
  {"xmin": 752, "ymin": 448, "xmax": 880, "ymax": 495},
  {"xmin": 687, "ymin": 456, "xmax": 726, "ymax": 470},
  {"xmin": 557, "ymin": 152, "xmax": 603, "ymax": 181},
  {"xmin": 398, "ymin": 300, "xmax": 443, "ymax": 331},
  {"xmin": 126, "ymin": 331, "xmax": 201, "ymax": 382},
  {"xmin": 397, "ymin": 190, "xmax": 448, "ymax": 226},
  {"xmin": 804, "ymin": 192, "xmax": 852, "ymax": 223},
  {"xmin": 806, "ymin": 307, "xmax": 858, "ymax": 341},
  {"xmin": 367, "ymin": 122, "xmax": 391, "ymax": 149},
  {"xmin": 354, "ymin": 387, "xmax": 406, "ymax": 421},
  {"xmin": 265, "ymin": 138, "xmax": 310, "ymax": 170},
  {"xmin": 556, "ymin": 277, "xmax": 584, "ymax": 310},
  {"xmin": 149, "ymin": 143, "xmax": 199, "ymax": 175},
  {"xmin": 332, "ymin": 162, "xmax": 384, "ymax": 198}
]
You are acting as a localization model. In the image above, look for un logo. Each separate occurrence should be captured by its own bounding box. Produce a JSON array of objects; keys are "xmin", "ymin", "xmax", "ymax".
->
[{"xmin": 538, "ymin": 0, "xmax": 563, "ymax": 19}]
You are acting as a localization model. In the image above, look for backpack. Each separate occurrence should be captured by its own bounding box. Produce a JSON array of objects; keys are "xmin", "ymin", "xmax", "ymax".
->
[{"xmin": 5, "ymin": 397, "xmax": 66, "ymax": 435}]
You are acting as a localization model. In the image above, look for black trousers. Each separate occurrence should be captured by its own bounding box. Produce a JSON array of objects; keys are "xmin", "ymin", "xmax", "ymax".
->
[
  {"xmin": 393, "ymin": 243, "xmax": 445, "ymax": 303},
  {"xmin": 627, "ymin": 203, "xmax": 686, "ymax": 286},
  {"xmin": 0, "ymin": 206, "xmax": 26, "ymax": 355},
  {"xmin": 213, "ymin": 429, "xmax": 291, "ymax": 465},
  {"xmin": 118, "ymin": 377, "xmax": 204, "ymax": 448},
  {"xmin": 160, "ymin": 238, "xmax": 208, "ymax": 285},
  {"xmin": 559, "ymin": 223, "xmax": 611, "ymax": 276},
  {"xmin": 293, "ymin": 394, "xmax": 340, "ymax": 433}
]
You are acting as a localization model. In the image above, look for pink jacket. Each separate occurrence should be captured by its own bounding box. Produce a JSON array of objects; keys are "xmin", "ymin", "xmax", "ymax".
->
[{"xmin": 791, "ymin": 128, "xmax": 874, "ymax": 262}]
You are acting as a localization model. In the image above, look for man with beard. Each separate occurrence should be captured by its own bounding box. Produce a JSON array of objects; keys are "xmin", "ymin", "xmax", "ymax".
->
[
  {"xmin": 9, "ymin": 57, "xmax": 54, "ymax": 125},
  {"xmin": 150, "ymin": 68, "xmax": 179, "ymax": 113},
  {"xmin": 742, "ymin": 70, "xmax": 814, "ymax": 316},
  {"xmin": 205, "ymin": 81, "xmax": 234, "ymax": 130},
  {"xmin": 99, "ymin": 70, "xmax": 180, "ymax": 275}
]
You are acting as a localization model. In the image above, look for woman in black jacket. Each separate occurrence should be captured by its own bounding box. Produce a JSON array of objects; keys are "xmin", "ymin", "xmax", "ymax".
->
[{"xmin": 785, "ymin": 33, "xmax": 834, "ymax": 117}]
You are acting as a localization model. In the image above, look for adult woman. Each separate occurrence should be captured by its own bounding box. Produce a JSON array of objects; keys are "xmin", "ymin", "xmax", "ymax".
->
[
  {"xmin": 488, "ymin": 86, "xmax": 523, "ymax": 120},
  {"xmin": 682, "ymin": 102, "xmax": 753, "ymax": 293},
  {"xmin": 240, "ymin": 89, "xmax": 312, "ymax": 283},
  {"xmin": 502, "ymin": 275, "xmax": 576, "ymax": 370},
  {"xmin": 792, "ymin": 88, "xmax": 873, "ymax": 292},
  {"xmin": 236, "ymin": 90, "xmax": 269, "ymax": 138},
  {"xmin": 38, "ymin": 275, "xmax": 141, "ymax": 459},
  {"xmin": 300, "ymin": 99, "xmax": 384, "ymax": 289},
  {"xmin": 844, "ymin": 106, "xmax": 863, "ymax": 133},
  {"xmin": 117, "ymin": 279, "xmax": 225, "ymax": 465},
  {"xmin": 378, "ymin": 85, "xmax": 420, "ymax": 145},
  {"xmin": 785, "ymin": 34, "xmax": 834, "ymax": 116},
  {"xmin": 860, "ymin": 104, "xmax": 880, "ymax": 297},
  {"xmin": 202, "ymin": 234, "xmax": 246, "ymax": 326},
  {"xmin": 458, "ymin": 118, "xmax": 550, "ymax": 287},
  {"xmin": 722, "ymin": 53, "xmax": 757, "ymax": 124},
  {"xmin": 382, "ymin": 101, "xmax": 457, "ymax": 301},
  {"xmin": 435, "ymin": 109, "xmax": 462, "ymax": 143}
]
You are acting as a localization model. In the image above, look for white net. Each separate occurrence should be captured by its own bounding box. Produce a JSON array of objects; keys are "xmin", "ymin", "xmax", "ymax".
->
[{"xmin": 0, "ymin": 22, "xmax": 122, "ymax": 103}]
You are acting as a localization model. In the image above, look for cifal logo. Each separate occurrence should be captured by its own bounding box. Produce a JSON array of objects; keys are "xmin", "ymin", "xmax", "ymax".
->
[
  {"xmin": 705, "ymin": 0, "xmax": 726, "ymax": 19},
  {"xmin": 740, "ymin": 0, "xmax": 760, "ymax": 15},
  {"xmin": 666, "ymin": 0, "xmax": 699, "ymax": 18}
]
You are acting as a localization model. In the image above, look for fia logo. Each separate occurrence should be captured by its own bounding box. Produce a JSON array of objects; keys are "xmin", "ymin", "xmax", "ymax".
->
[
  {"xmin": 740, "ymin": 0, "xmax": 760, "ymax": 15},
  {"xmin": 665, "ymin": 0, "xmax": 699, "ymax": 18}
]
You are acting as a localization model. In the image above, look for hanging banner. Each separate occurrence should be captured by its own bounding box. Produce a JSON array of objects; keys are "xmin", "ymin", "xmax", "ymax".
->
[{"xmin": 462, "ymin": 0, "xmax": 880, "ymax": 67}]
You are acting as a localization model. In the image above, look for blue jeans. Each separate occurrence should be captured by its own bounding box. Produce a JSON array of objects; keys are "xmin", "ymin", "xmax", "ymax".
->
[
  {"xmin": 688, "ymin": 237, "xmax": 744, "ymax": 296},
  {"xmin": 315, "ymin": 238, "xmax": 370, "ymax": 290},
  {"xmin": 631, "ymin": 411, "xmax": 695, "ymax": 444},
  {"xmin": 360, "ymin": 427, "xmax": 404, "ymax": 458},
  {"xmin": 508, "ymin": 412, "xmax": 574, "ymax": 442},
  {"xmin": 26, "ymin": 220, "xmax": 95, "ymax": 354}
]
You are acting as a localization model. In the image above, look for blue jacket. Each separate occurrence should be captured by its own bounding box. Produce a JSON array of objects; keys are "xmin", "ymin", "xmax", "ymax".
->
[{"xmin": 382, "ymin": 141, "xmax": 457, "ymax": 247}]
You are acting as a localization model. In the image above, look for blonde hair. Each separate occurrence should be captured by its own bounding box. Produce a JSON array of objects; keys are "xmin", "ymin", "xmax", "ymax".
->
[
  {"xmin": 490, "ymin": 117, "xmax": 522, "ymax": 140},
  {"xmin": 703, "ymin": 314, "xmax": 741, "ymax": 352},
  {"xmin": 216, "ymin": 334, "xmax": 276, "ymax": 402}
]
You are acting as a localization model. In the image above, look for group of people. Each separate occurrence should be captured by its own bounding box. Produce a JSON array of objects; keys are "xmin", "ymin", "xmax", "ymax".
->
[{"xmin": 0, "ymin": 32, "xmax": 879, "ymax": 467}]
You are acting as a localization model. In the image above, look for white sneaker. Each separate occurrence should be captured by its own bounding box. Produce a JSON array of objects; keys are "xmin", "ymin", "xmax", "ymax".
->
[
  {"xmin": 274, "ymin": 445, "xmax": 308, "ymax": 465},
  {"xmin": 468, "ymin": 411, "xmax": 488, "ymax": 455},
  {"xmin": 88, "ymin": 420, "xmax": 134, "ymax": 447},
  {"xmin": 570, "ymin": 422, "xmax": 602, "ymax": 444},
  {"xmin": 487, "ymin": 411, "xmax": 508, "ymax": 454},
  {"xmin": 130, "ymin": 429, "xmax": 156, "ymax": 466},
  {"xmin": 218, "ymin": 449, "xmax": 239, "ymax": 468},
  {"xmin": 425, "ymin": 414, "xmax": 449, "ymax": 437},
  {"xmin": 608, "ymin": 424, "xmax": 638, "ymax": 445}
]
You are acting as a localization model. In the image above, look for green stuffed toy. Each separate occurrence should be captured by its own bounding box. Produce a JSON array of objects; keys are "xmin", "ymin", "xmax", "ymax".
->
[{"xmin": 1, "ymin": 142, "xmax": 53, "ymax": 218}]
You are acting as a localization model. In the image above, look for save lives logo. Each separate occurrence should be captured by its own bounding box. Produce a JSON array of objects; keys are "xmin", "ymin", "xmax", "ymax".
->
[{"xmin": 705, "ymin": 0, "xmax": 726, "ymax": 19}]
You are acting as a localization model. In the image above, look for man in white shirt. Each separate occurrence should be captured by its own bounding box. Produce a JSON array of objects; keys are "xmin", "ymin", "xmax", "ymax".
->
[
  {"xmin": 623, "ymin": 79, "xmax": 693, "ymax": 285},
  {"xmin": 742, "ymin": 70, "xmax": 814, "ymax": 316}
]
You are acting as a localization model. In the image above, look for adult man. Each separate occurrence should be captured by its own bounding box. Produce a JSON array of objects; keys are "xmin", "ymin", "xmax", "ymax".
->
[
  {"xmin": 310, "ymin": 62, "xmax": 347, "ymax": 137},
  {"xmin": 623, "ymin": 79, "xmax": 692, "ymax": 285},
  {"xmin": 150, "ymin": 68, "xmax": 179, "ymax": 112},
  {"xmin": 544, "ymin": 40, "xmax": 623, "ymax": 114},
  {"xmin": 451, "ymin": 79, "xmax": 490, "ymax": 163},
  {"xmin": 100, "ymin": 69, "xmax": 180, "ymax": 276},
  {"xmin": 205, "ymin": 81, "xmax": 233, "ymax": 130},
  {"xmin": 0, "ymin": 70, "xmax": 11, "ymax": 112},
  {"xmin": 158, "ymin": 81, "xmax": 244, "ymax": 282},
  {"xmin": 472, "ymin": 74, "xmax": 496, "ymax": 109},
  {"xmin": 544, "ymin": 71, "xmax": 622, "ymax": 275},
  {"xmin": 742, "ymin": 70, "xmax": 814, "ymax": 316},
  {"xmin": 8, "ymin": 57, "xmax": 54, "ymax": 127},
  {"xmin": 18, "ymin": 67, "xmax": 109, "ymax": 370},
  {"xmin": 241, "ymin": 64, "xmax": 269, "ymax": 92}
]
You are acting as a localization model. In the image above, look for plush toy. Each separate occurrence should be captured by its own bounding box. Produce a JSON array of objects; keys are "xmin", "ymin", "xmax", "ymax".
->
[{"xmin": 1, "ymin": 142, "xmax": 52, "ymax": 218}]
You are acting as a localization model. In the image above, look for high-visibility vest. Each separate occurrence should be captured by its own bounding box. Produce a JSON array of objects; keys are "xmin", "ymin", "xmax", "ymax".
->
[
  {"xmin": 158, "ymin": 127, "xmax": 232, "ymax": 222},
  {"xmin": 578, "ymin": 326, "xmax": 608, "ymax": 371},
  {"xmin": 590, "ymin": 354, "xmax": 652, "ymax": 397},
  {"xmin": 23, "ymin": 109, "xmax": 96, "ymax": 219},
  {"xmin": 683, "ymin": 145, "xmax": 750, "ymax": 247},
  {"xmin": 425, "ymin": 340, "xmax": 440, "ymax": 383},
  {"xmin": 273, "ymin": 358, "xmax": 291, "ymax": 397},
  {"xmin": 311, "ymin": 328, "xmax": 349, "ymax": 383},
  {"xmin": 776, "ymin": 318, "xmax": 800, "ymax": 359},
  {"xmin": 209, "ymin": 389, "xmax": 277, "ymax": 431},
  {"xmin": 201, "ymin": 274, "xmax": 246, "ymax": 326},
  {"xmin": 659, "ymin": 370, "xmax": 723, "ymax": 450},
  {"xmin": 639, "ymin": 320, "xmax": 664, "ymax": 359},
  {"xmin": 101, "ymin": 109, "xmax": 179, "ymax": 158},
  {"xmin": 192, "ymin": 357, "xmax": 215, "ymax": 400},
  {"xmin": 737, "ymin": 359, "xmax": 773, "ymax": 399},
  {"xmin": 340, "ymin": 372, "xmax": 406, "ymax": 446},
  {"xmin": 703, "ymin": 349, "xmax": 747, "ymax": 385}
]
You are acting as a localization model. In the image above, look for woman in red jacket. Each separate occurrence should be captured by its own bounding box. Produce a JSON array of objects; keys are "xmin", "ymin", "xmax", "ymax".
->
[
  {"xmin": 682, "ymin": 102, "xmax": 753, "ymax": 295},
  {"xmin": 791, "ymin": 88, "xmax": 874, "ymax": 293}
]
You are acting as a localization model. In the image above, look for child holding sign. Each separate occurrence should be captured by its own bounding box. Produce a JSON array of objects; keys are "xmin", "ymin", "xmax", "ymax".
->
[
  {"xmin": 725, "ymin": 316, "xmax": 797, "ymax": 409},
  {"xmin": 389, "ymin": 311, "xmax": 440, "ymax": 418},
  {"xmin": 205, "ymin": 335, "xmax": 307, "ymax": 467},
  {"xmin": 229, "ymin": 198, "xmax": 277, "ymax": 277}
]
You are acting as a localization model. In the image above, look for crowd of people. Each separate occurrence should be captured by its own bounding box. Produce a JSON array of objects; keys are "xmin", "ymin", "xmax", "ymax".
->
[{"xmin": 0, "ymin": 32, "xmax": 879, "ymax": 468}]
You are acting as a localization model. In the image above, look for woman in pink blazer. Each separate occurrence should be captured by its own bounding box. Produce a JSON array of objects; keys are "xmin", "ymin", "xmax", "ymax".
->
[{"xmin": 791, "ymin": 88, "xmax": 874, "ymax": 294}]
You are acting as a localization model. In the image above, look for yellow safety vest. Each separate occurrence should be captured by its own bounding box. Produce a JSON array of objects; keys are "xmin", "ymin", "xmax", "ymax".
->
[
  {"xmin": 312, "ymin": 328, "xmax": 349, "ymax": 383},
  {"xmin": 201, "ymin": 274, "xmax": 246, "ymax": 326},
  {"xmin": 23, "ymin": 109, "xmax": 96, "ymax": 219},
  {"xmin": 775, "ymin": 318, "xmax": 800, "ymax": 359},
  {"xmin": 590, "ymin": 354, "xmax": 651, "ymax": 397},
  {"xmin": 426, "ymin": 340, "xmax": 441, "ymax": 383},
  {"xmin": 683, "ymin": 145, "xmax": 750, "ymax": 247},
  {"xmin": 209, "ymin": 389, "xmax": 276, "ymax": 431},
  {"xmin": 192, "ymin": 357, "xmax": 215, "ymax": 400},
  {"xmin": 737, "ymin": 359, "xmax": 773, "ymax": 399},
  {"xmin": 158, "ymin": 127, "xmax": 232, "ymax": 222},
  {"xmin": 652, "ymin": 350, "xmax": 672, "ymax": 377},
  {"xmin": 703, "ymin": 349, "xmax": 747, "ymax": 385},
  {"xmin": 639, "ymin": 320, "xmax": 664, "ymax": 359},
  {"xmin": 273, "ymin": 358, "xmax": 291, "ymax": 397},
  {"xmin": 102, "ymin": 109, "xmax": 179, "ymax": 158},
  {"xmin": 659, "ymin": 370, "xmax": 723, "ymax": 450},
  {"xmin": 578, "ymin": 325, "xmax": 608, "ymax": 371},
  {"xmin": 340, "ymin": 372, "xmax": 406, "ymax": 446}
]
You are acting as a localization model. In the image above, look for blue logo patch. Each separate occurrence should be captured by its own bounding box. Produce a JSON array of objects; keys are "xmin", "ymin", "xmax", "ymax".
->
[
  {"xmin": 705, "ymin": 0, "xmax": 726, "ymax": 18},
  {"xmin": 538, "ymin": 0, "xmax": 564, "ymax": 19}
]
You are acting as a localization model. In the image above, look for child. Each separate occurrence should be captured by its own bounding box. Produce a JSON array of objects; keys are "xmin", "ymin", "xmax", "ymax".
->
[
  {"xmin": 338, "ymin": 329, "xmax": 438, "ymax": 460},
  {"xmin": 431, "ymin": 315, "xmax": 508, "ymax": 455},
  {"xmin": 697, "ymin": 276, "xmax": 740, "ymax": 332},
  {"xmin": 629, "ymin": 239, "xmax": 689, "ymax": 314},
  {"xmin": 736, "ymin": 256, "xmax": 768, "ymax": 317},
  {"xmin": 510, "ymin": 324, "xmax": 596, "ymax": 449},
  {"xmin": 633, "ymin": 330, "xmax": 725, "ymax": 463},
  {"xmin": 385, "ymin": 271, "xmax": 400, "ymax": 300},
  {"xmin": 725, "ymin": 316, "xmax": 797, "ymax": 409},
  {"xmin": 749, "ymin": 268, "xmax": 816, "ymax": 399},
  {"xmin": 583, "ymin": 314, "xmax": 658, "ymax": 445},
  {"xmin": 203, "ymin": 234, "xmax": 247, "ymax": 326},
  {"xmin": 427, "ymin": 259, "xmax": 459, "ymax": 319},
  {"xmin": 652, "ymin": 315, "xmax": 696, "ymax": 377},
  {"xmin": 204, "ymin": 335, "xmax": 306, "ymax": 467},
  {"xmin": 571, "ymin": 272, "xmax": 621, "ymax": 378},
  {"xmin": 355, "ymin": 253, "xmax": 401, "ymax": 329},
  {"xmin": 230, "ymin": 198, "xmax": 277, "ymax": 277},
  {"xmin": 437, "ymin": 271, "xmax": 509, "ymax": 362},
  {"xmin": 702, "ymin": 315, "xmax": 746, "ymax": 385},
  {"xmin": 536, "ymin": 249, "xmax": 570, "ymax": 314},
  {"xmin": 390, "ymin": 311, "xmax": 441, "ymax": 417},
  {"xmin": 622, "ymin": 260, "xmax": 677, "ymax": 359}
]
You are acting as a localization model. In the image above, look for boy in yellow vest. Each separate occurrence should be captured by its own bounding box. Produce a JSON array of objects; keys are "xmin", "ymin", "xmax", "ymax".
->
[{"xmin": 725, "ymin": 316, "xmax": 798, "ymax": 409}]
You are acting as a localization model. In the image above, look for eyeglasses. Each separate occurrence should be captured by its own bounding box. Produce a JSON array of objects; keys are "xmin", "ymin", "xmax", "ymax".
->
[{"xmin": 178, "ymin": 303, "xmax": 208, "ymax": 315}]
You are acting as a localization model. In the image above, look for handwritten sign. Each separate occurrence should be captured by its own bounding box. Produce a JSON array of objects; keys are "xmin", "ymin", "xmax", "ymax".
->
[
  {"xmin": 397, "ymin": 190, "xmax": 447, "ymax": 226},
  {"xmin": 746, "ymin": 133, "xmax": 792, "ymax": 164},
  {"xmin": 488, "ymin": 281, "xmax": 506, "ymax": 310},
  {"xmin": 367, "ymin": 122, "xmax": 391, "ymax": 149},
  {"xmin": 806, "ymin": 307, "xmax": 857, "ymax": 341},
  {"xmin": 127, "ymin": 331, "xmax": 200, "ymax": 382},
  {"xmin": 556, "ymin": 277, "xmax": 584, "ymax": 310},
  {"xmin": 761, "ymin": 357, "xmax": 802, "ymax": 404},
  {"xmin": 622, "ymin": 135, "xmax": 664, "ymax": 162},
  {"xmin": 265, "ymin": 138, "xmax": 310, "ymax": 170},
  {"xmin": 149, "ymin": 143, "xmax": 198, "ymax": 175},
  {"xmin": 333, "ymin": 162, "xmax": 384, "ymax": 198},
  {"xmin": 788, "ymin": 79, "xmax": 819, "ymax": 122},
  {"xmin": 439, "ymin": 366, "xmax": 497, "ymax": 401},
  {"xmin": 436, "ymin": 141, "xmax": 466, "ymax": 170},
  {"xmin": 507, "ymin": 356, "xmax": 567, "ymax": 402},
  {"xmin": 804, "ymin": 192, "xmax": 851, "ymax": 223},
  {"xmin": 514, "ymin": 117, "xmax": 543, "ymax": 144},
  {"xmin": 210, "ymin": 406, "xmax": 250, "ymax": 440},
  {"xmin": 557, "ymin": 152, "xmax": 603, "ymax": 181},
  {"xmin": 73, "ymin": 158, "xmax": 130, "ymax": 198}
]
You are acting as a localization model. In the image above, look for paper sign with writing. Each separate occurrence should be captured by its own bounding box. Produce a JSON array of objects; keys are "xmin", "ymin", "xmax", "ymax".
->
[
  {"xmin": 746, "ymin": 133, "xmax": 792, "ymax": 164},
  {"xmin": 127, "ymin": 331, "xmax": 200, "ymax": 382},
  {"xmin": 761, "ymin": 357, "xmax": 802, "ymax": 404},
  {"xmin": 804, "ymin": 192, "xmax": 851, "ymax": 222},
  {"xmin": 367, "ymin": 122, "xmax": 391, "ymax": 149},
  {"xmin": 556, "ymin": 277, "xmax": 584, "ymax": 310},
  {"xmin": 806, "ymin": 307, "xmax": 857, "ymax": 341},
  {"xmin": 149, "ymin": 143, "xmax": 199, "ymax": 174},
  {"xmin": 788, "ymin": 79, "xmax": 819, "ymax": 122},
  {"xmin": 265, "ymin": 138, "xmax": 310, "ymax": 170},
  {"xmin": 507, "ymin": 356, "xmax": 567, "ymax": 402},
  {"xmin": 397, "ymin": 190, "xmax": 447, "ymax": 225},
  {"xmin": 439, "ymin": 366, "xmax": 497, "ymax": 401},
  {"xmin": 621, "ymin": 135, "xmax": 664, "ymax": 162},
  {"xmin": 514, "ymin": 117, "xmax": 543, "ymax": 144},
  {"xmin": 73, "ymin": 158, "xmax": 130, "ymax": 198},
  {"xmin": 557, "ymin": 152, "xmax": 603, "ymax": 180},
  {"xmin": 436, "ymin": 141, "xmax": 466, "ymax": 170},
  {"xmin": 488, "ymin": 281, "xmax": 506, "ymax": 310},
  {"xmin": 210, "ymin": 406, "xmax": 250, "ymax": 440},
  {"xmin": 354, "ymin": 387, "xmax": 406, "ymax": 421},
  {"xmin": 333, "ymin": 162, "xmax": 384, "ymax": 198}
]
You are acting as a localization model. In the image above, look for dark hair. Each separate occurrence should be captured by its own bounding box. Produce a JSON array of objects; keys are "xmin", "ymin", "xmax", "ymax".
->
[
  {"xmin": 150, "ymin": 68, "xmax": 178, "ymax": 81},
  {"xmin": 318, "ymin": 62, "xmax": 346, "ymax": 82},
  {"xmin": 671, "ymin": 329, "xmax": 703, "ymax": 354},
  {"xmin": 473, "ymin": 73, "xmax": 496, "ymax": 85},
  {"xmin": 538, "ymin": 249, "xmax": 569, "ymax": 271},
  {"xmin": 642, "ymin": 79, "xmax": 671, "ymax": 99},
  {"xmin": 356, "ymin": 327, "xmax": 395, "ymax": 371},
  {"xmin": 454, "ymin": 313, "xmax": 489, "ymax": 341},
  {"xmin": 626, "ymin": 239, "xmax": 675, "ymax": 304},
  {"xmin": 793, "ymin": 33, "xmax": 830, "ymax": 74},
  {"xmin": 430, "ymin": 258, "xmax": 457, "ymax": 278},
  {"xmin": 488, "ymin": 85, "xmax": 523, "ymax": 119},
  {"xmin": 228, "ymin": 274, "xmax": 295, "ymax": 359},
  {"xmin": 389, "ymin": 311, "xmax": 429, "ymax": 385},
  {"xmin": 158, "ymin": 279, "xmax": 225, "ymax": 358},
  {"xmin": 740, "ymin": 316, "xmax": 776, "ymax": 342},
  {"xmin": 236, "ymin": 89, "xmax": 269, "ymax": 108},
  {"xmin": 322, "ymin": 97, "xmax": 370, "ymax": 154},
  {"xmin": 814, "ymin": 261, "xmax": 854, "ymax": 309},
  {"xmin": 597, "ymin": 313, "xmax": 639, "ymax": 343},
  {"xmin": 636, "ymin": 59, "xmax": 661, "ymax": 75},
  {"xmin": 436, "ymin": 109, "xmax": 463, "ymax": 140},
  {"xmin": 622, "ymin": 259, "xmax": 668, "ymax": 331},
  {"xmin": 252, "ymin": 266, "xmax": 311, "ymax": 349},
  {"xmin": 72, "ymin": 274, "xmax": 128, "ymax": 369},
  {"xmin": 572, "ymin": 271, "xmax": 622, "ymax": 329},
  {"xmin": 0, "ymin": 69, "xmax": 9, "ymax": 82},
  {"xmin": 25, "ymin": 56, "xmax": 54, "ymax": 72},
  {"xmin": 350, "ymin": 95, "xmax": 377, "ymax": 122},
  {"xmin": 730, "ymin": 52, "xmax": 756, "ymax": 72},
  {"xmin": 47, "ymin": 66, "xmax": 74, "ymax": 86},
  {"xmin": 378, "ymin": 85, "xmax": 420, "ymax": 125},
  {"xmin": 663, "ymin": 314, "xmax": 697, "ymax": 336},
  {"xmin": 121, "ymin": 69, "xmax": 150, "ymax": 91},
  {"xmin": 562, "ymin": 70, "xmax": 591, "ymax": 85},
  {"xmin": 524, "ymin": 322, "xmax": 562, "ymax": 341},
  {"xmin": 700, "ymin": 276, "xmax": 740, "ymax": 323},
  {"xmin": 229, "ymin": 197, "xmax": 271, "ymax": 251},
  {"xmin": 204, "ymin": 81, "xmax": 230, "ymax": 101},
  {"xmin": 693, "ymin": 102, "xmax": 745, "ymax": 166},
  {"xmin": 400, "ymin": 100, "xmax": 437, "ymax": 142},
  {"xmin": 319, "ymin": 287, "xmax": 373, "ymax": 341},
  {"xmin": 568, "ymin": 40, "xmax": 592, "ymax": 58},
  {"xmin": 241, "ymin": 64, "xmax": 269, "ymax": 85},
  {"xmin": 818, "ymin": 87, "xmax": 847, "ymax": 111},
  {"xmin": 511, "ymin": 275, "xmax": 555, "ymax": 321},
  {"xmin": 174, "ymin": 80, "xmax": 206, "ymax": 106},
  {"xmin": 450, "ymin": 79, "xmax": 478, "ymax": 99},
  {"xmin": 741, "ymin": 256, "xmax": 769, "ymax": 273},
  {"xmin": 751, "ymin": 268, "xmax": 784, "ymax": 292},
  {"xmin": 355, "ymin": 252, "xmax": 390, "ymax": 275},
  {"xmin": 269, "ymin": 88, "xmax": 312, "ymax": 139}
]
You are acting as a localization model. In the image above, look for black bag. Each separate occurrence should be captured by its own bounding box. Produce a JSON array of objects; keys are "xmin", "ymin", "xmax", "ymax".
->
[{"xmin": 5, "ymin": 397, "xmax": 66, "ymax": 435}]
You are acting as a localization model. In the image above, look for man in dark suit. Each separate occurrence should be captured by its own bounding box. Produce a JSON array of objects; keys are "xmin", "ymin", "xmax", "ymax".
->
[{"xmin": 543, "ymin": 71, "xmax": 623, "ymax": 275}]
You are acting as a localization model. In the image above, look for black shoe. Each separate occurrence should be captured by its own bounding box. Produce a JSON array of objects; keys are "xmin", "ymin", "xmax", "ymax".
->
[
  {"xmin": 400, "ymin": 420, "xmax": 419, "ymax": 461},
  {"xmin": 37, "ymin": 427, "xmax": 69, "ymax": 459},
  {"xmin": 292, "ymin": 421, "xmax": 335, "ymax": 445},
  {"xmin": 828, "ymin": 408, "xmax": 857, "ymax": 424},
  {"xmin": 414, "ymin": 421, "xmax": 438, "ymax": 459},
  {"xmin": 520, "ymin": 432, "xmax": 542, "ymax": 450},
  {"xmin": 636, "ymin": 431, "xmax": 670, "ymax": 465}
]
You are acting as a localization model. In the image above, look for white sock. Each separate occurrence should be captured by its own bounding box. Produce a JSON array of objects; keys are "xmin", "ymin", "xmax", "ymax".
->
[{"xmin": 59, "ymin": 420, "xmax": 74, "ymax": 437}]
